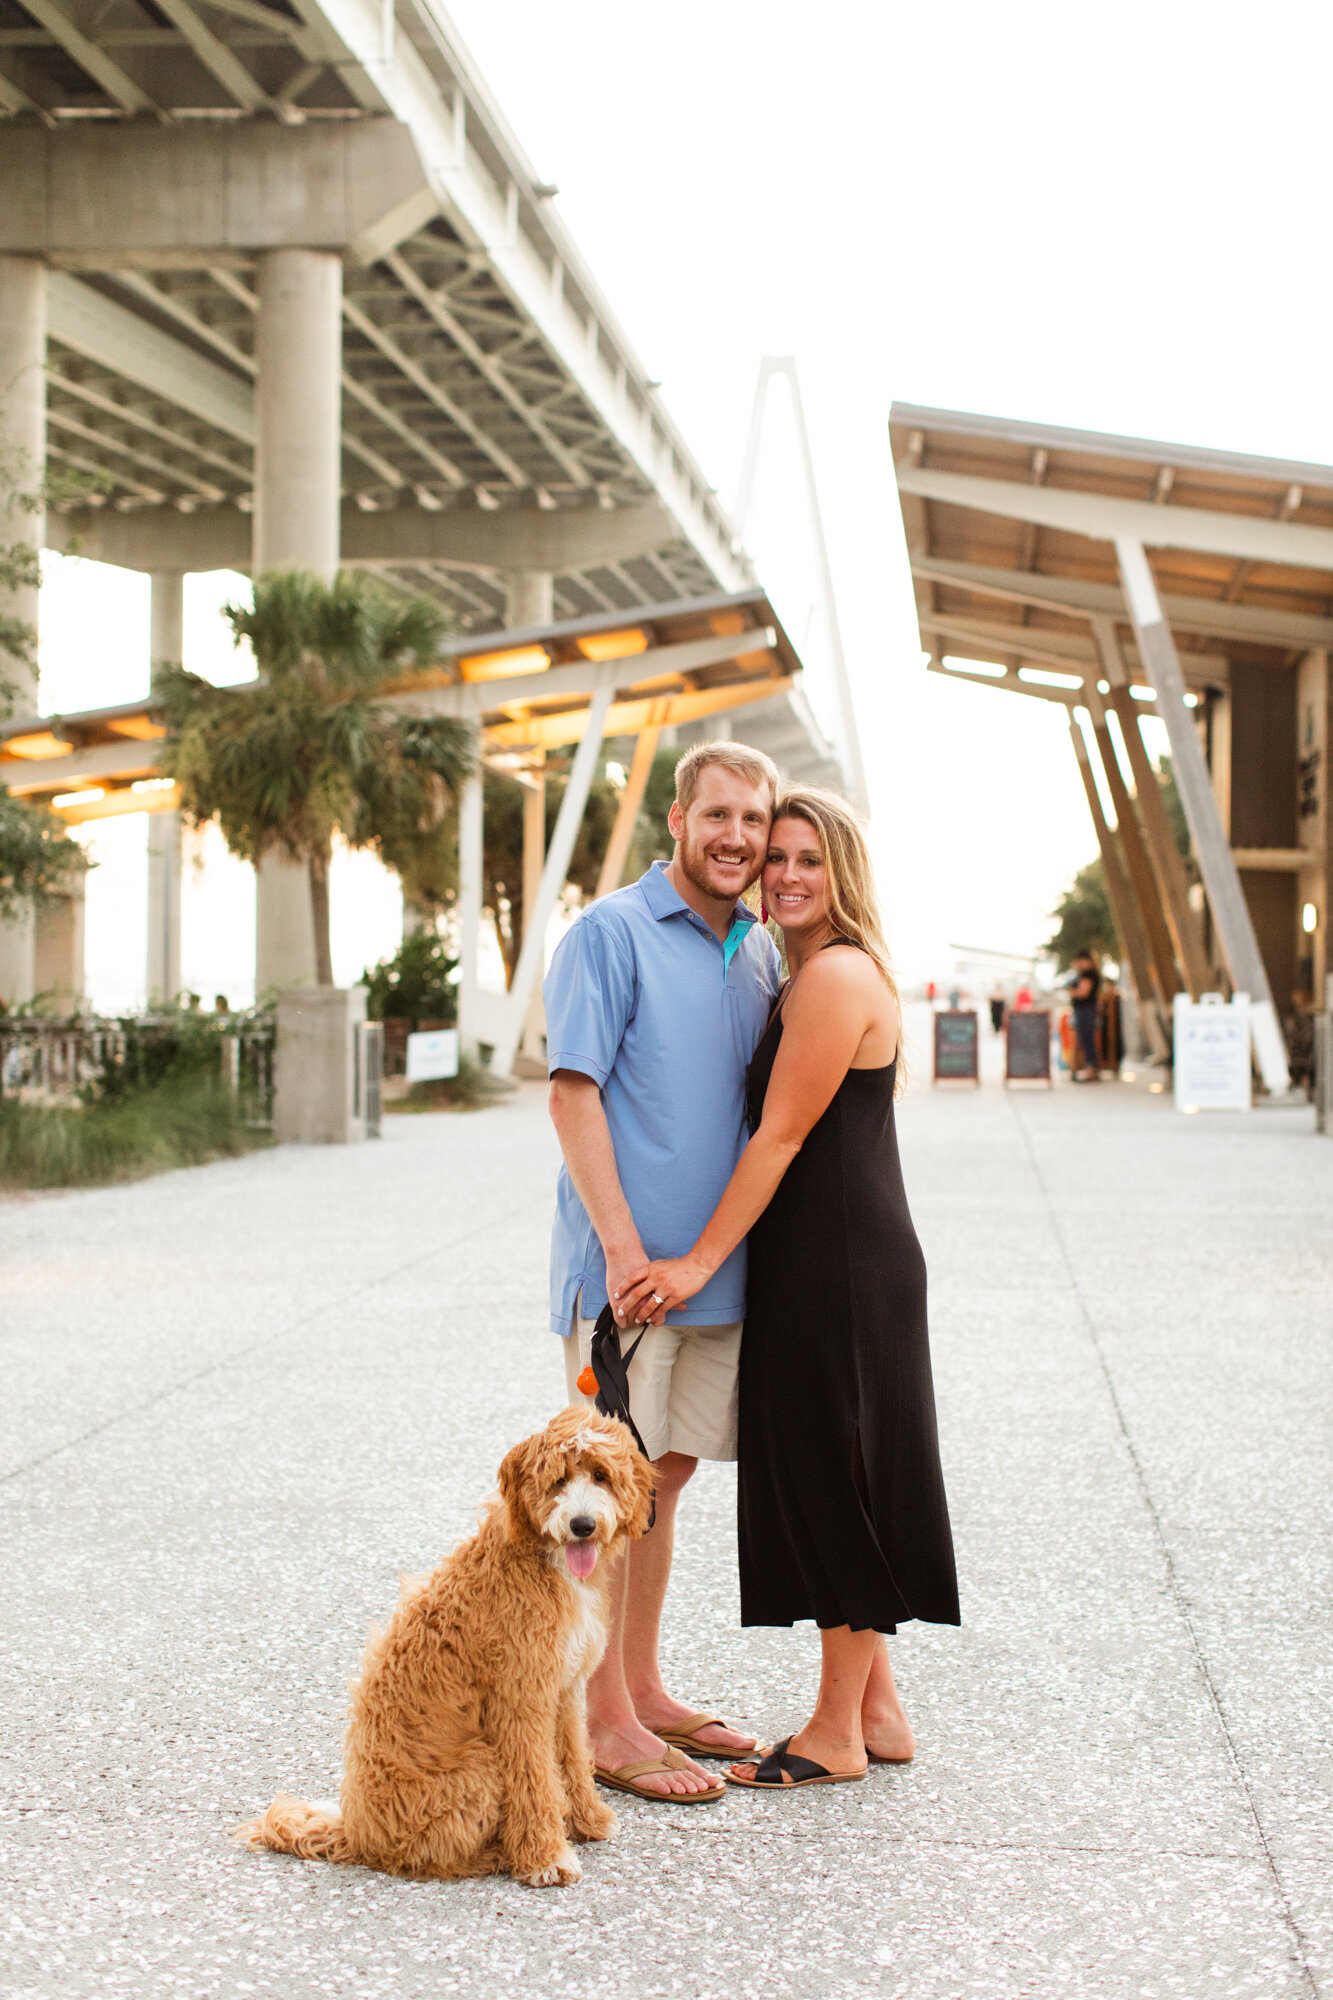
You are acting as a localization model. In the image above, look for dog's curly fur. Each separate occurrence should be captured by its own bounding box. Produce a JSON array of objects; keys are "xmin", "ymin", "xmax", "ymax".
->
[{"xmin": 234, "ymin": 1409, "xmax": 654, "ymax": 1888}]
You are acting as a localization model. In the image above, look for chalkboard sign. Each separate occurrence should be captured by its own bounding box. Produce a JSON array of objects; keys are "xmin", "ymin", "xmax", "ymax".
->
[
  {"xmin": 933, "ymin": 1009, "xmax": 979, "ymax": 1083},
  {"xmin": 1005, "ymin": 1009, "xmax": 1052, "ymax": 1084}
]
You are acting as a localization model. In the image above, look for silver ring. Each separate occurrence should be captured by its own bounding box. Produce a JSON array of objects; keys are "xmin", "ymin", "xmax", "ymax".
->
[{"xmin": 651, "ymin": 1291, "xmax": 664, "ymax": 1306}]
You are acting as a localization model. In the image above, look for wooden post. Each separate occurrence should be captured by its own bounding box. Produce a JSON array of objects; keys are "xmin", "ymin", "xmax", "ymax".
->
[
  {"xmin": 1115, "ymin": 538, "xmax": 1290, "ymax": 1092},
  {"xmin": 1084, "ymin": 687, "xmax": 1180, "ymax": 1011},
  {"xmin": 1068, "ymin": 716, "xmax": 1170, "ymax": 1060},
  {"xmin": 595, "ymin": 704, "xmax": 666, "ymax": 899},
  {"xmin": 1091, "ymin": 614, "xmax": 1210, "ymax": 998},
  {"xmin": 490, "ymin": 685, "xmax": 615, "ymax": 1078}
]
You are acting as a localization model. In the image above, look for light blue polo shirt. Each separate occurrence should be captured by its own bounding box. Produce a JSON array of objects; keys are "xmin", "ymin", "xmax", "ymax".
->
[{"xmin": 545, "ymin": 860, "xmax": 782, "ymax": 1336}]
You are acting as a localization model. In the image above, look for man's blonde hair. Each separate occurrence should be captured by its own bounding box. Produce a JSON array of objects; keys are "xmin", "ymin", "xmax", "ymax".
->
[{"xmin": 674, "ymin": 740, "xmax": 779, "ymax": 812}]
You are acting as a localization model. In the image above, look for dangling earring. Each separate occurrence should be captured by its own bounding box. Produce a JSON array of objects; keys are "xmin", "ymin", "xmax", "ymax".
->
[{"xmin": 761, "ymin": 900, "xmax": 770, "ymax": 925}]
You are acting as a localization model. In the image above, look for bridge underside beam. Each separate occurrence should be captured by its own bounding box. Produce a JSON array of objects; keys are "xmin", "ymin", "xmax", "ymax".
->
[{"xmin": 46, "ymin": 498, "xmax": 681, "ymax": 577}]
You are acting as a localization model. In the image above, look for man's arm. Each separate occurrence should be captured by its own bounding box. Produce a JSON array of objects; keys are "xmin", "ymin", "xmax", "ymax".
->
[{"xmin": 548, "ymin": 1070, "xmax": 647, "ymax": 1325}]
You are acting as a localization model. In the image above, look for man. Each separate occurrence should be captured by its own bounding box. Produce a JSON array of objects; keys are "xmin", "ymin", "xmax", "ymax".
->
[
  {"xmin": 1068, "ymin": 950, "xmax": 1102, "ymax": 1081},
  {"xmin": 544, "ymin": 741, "xmax": 781, "ymax": 1801}
]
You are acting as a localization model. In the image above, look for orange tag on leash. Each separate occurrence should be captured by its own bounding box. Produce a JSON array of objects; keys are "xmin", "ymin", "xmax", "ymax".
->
[{"xmin": 576, "ymin": 1365, "xmax": 598, "ymax": 1397}]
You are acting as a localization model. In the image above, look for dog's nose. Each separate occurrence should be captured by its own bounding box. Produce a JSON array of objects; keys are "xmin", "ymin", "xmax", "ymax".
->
[{"xmin": 570, "ymin": 1515, "xmax": 596, "ymax": 1539}]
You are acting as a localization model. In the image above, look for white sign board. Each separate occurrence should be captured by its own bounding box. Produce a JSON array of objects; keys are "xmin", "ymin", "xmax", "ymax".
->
[
  {"xmin": 1173, "ymin": 993, "xmax": 1251, "ymax": 1112},
  {"xmin": 406, "ymin": 1028, "xmax": 459, "ymax": 1083}
]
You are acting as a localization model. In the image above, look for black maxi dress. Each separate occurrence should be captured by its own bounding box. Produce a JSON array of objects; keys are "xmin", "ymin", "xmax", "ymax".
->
[{"xmin": 738, "ymin": 953, "xmax": 960, "ymax": 1634}]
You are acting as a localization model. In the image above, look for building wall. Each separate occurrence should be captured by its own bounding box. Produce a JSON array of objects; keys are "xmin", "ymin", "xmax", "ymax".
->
[
  {"xmin": 1228, "ymin": 662, "xmax": 1296, "ymax": 848},
  {"xmin": 1226, "ymin": 661, "xmax": 1299, "ymax": 1007}
]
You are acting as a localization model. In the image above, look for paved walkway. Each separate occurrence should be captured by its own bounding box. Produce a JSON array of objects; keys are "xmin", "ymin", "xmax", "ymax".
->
[{"xmin": 2, "ymin": 1055, "xmax": 1331, "ymax": 2000}]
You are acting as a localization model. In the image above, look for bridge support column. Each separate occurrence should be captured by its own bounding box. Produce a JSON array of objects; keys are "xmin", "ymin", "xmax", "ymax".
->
[
  {"xmin": 0, "ymin": 254, "xmax": 46, "ymax": 1009},
  {"xmin": 253, "ymin": 248, "xmax": 342, "ymax": 992},
  {"xmin": 505, "ymin": 570, "xmax": 553, "ymax": 629},
  {"xmin": 455, "ymin": 743, "xmax": 484, "ymax": 1059},
  {"xmin": 147, "ymin": 571, "xmax": 184, "ymax": 1005}
]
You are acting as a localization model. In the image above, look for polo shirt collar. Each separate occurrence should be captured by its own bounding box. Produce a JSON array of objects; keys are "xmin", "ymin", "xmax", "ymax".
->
[{"xmin": 638, "ymin": 859, "xmax": 758, "ymax": 933}]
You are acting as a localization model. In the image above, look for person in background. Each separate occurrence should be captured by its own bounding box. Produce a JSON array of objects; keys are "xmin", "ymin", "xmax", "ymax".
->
[
  {"xmin": 1068, "ymin": 950, "xmax": 1101, "ymax": 1082},
  {"xmin": 988, "ymin": 984, "xmax": 1006, "ymax": 1035},
  {"xmin": 1014, "ymin": 981, "xmax": 1033, "ymax": 1010}
]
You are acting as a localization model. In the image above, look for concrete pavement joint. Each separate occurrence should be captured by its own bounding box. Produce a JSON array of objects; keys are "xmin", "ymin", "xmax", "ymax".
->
[
  {"xmin": 1007, "ymin": 1093, "xmax": 1323, "ymax": 2000},
  {"xmin": 0, "ymin": 1191, "xmax": 542, "ymax": 1493}
]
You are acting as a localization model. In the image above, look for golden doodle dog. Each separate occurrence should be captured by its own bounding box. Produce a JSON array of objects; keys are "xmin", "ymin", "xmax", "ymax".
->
[{"xmin": 235, "ymin": 1409, "xmax": 654, "ymax": 1888}]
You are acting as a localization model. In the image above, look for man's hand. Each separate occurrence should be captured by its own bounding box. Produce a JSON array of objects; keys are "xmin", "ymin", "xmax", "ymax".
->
[{"xmin": 605, "ymin": 1239, "xmax": 653, "ymax": 1326}]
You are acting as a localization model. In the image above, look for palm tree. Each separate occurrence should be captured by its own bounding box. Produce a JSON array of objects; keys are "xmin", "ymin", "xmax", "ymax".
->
[
  {"xmin": 1, "ymin": 442, "xmax": 87, "ymax": 934},
  {"xmin": 158, "ymin": 570, "xmax": 473, "ymax": 988}
]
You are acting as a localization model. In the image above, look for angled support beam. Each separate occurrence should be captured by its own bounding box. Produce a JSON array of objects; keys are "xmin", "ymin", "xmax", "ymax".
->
[
  {"xmin": 910, "ymin": 555, "xmax": 1333, "ymax": 652},
  {"xmin": 1091, "ymin": 616, "xmax": 1211, "ymax": 999},
  {"xmin": 16, "ymin": 0, "xmax": 158, "ymax": 113},
  {"xmin": 1068, "ymin": 718, "xmax": 1169, "ymax": 1061},
  {"xmin": 595, "ymin": 702, "xmax": 666, "ymax": 898},
  {"xmin": 897, "ymin": 462, "xmax": 1333, "ymax": 573},
  {"xmin": 149, "ymin": 0, "xmax": 278, "ymax": 112},
  {"xmin": 489, "ymin": 682, "xmax": 615, "ymax": 1078},
  {"xmin": 1116, "ymin": 538, "xmax": 1290, "ymax": 1092},
  {"xmin": 1083, "ymin": 688, "xmax": 1179, "ymax": 1014}
]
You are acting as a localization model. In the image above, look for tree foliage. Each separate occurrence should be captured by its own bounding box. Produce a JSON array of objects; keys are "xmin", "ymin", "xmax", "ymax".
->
[
  {"xmin": 1046, "ymin": 858, "xmax": 1117, "ymax": 971},
  {"xmin": 158, "ymin": 570, "xmax": 472, "ymax": 986},
  {"xmin": 0, "ymin": 445, "xmax": 88, "ymax": 931},
  {"xmin": 362, "ymin": 928, "xmax": 458, "ymax": 1028}
]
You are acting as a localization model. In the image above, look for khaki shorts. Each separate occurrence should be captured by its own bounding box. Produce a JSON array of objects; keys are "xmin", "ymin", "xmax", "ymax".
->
[{"xmin": 562, "ymin": 1302, "xmax": 742, "ymax": 1463}]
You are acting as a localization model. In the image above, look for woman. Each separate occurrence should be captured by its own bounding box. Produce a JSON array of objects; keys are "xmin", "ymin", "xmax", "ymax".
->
[{"xmin": 617, "ymin": 788, "xmax": 959, "ymax": 1790}]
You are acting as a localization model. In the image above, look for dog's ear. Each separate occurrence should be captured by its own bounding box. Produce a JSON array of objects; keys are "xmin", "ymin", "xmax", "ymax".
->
[
  {"xmin": 604, "ymin": 1426, "xmax": 655, "ymax": 1540},
  {"xmin": 497, "ymin": 1434, "xmax": 542, "ymax": 1539}
]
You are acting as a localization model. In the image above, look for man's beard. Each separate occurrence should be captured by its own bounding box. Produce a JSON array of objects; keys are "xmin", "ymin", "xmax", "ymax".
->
[{"xmin": 676, "ymin": 835, "xmax": 762, "ymax": 903}]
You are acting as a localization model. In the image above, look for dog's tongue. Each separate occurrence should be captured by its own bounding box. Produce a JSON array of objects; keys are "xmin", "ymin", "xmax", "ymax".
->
[{"xmin": 565, "ymin": 1541, "xmax": 598, "ymax": 1579}]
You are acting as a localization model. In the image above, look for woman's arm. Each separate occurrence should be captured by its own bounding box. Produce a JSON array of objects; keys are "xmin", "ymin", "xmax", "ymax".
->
[{"xmin": 615, "ymin": 953, "xmax": 895, "ymax": 1326}]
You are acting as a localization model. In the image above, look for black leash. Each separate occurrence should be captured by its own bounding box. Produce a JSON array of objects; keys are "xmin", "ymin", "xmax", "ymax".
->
[{"xmin": 589, "ymin": 1303, "xmax": 656, "ymax": 1528}]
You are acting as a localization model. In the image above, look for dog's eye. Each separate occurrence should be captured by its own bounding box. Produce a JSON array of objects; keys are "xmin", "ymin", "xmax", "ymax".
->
[{"xmin": 592, "ymin": 1468, "xmax": 608, "ymax": 1484}]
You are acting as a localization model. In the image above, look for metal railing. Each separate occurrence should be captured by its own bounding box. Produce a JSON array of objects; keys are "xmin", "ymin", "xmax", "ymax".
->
[{"xmin": 0, "ymin": 1012, "xmax": 276, "ymax": 1127}]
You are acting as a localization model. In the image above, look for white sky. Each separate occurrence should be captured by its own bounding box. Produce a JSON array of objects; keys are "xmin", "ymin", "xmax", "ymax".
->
[{"xmin": 38, "ymin": 0, "xmax": 1333, "ymax": 1004}]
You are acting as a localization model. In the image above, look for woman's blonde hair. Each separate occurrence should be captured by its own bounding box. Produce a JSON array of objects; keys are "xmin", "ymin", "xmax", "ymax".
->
[{"xmin": 769, "ymin": 787, "xmax": 901, "ymax": 1017}]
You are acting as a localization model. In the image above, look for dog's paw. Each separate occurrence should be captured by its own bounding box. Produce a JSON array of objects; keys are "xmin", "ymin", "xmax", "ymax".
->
[
  {"xmin": 569, "ymin": 1802, "xmax": 617, "ymax": 1843},
  {"xmin": 517, "ymin": 1844, "xmax": 583, "ymax": 1889}
]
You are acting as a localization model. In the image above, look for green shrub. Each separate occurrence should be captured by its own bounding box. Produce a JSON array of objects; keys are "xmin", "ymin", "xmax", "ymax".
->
[
  {"xmin": 0, "ymin": 1074, "xmax": 269, "ymax": 1189},
  {"xmin": 362, "ymin": 930, "xmax": 458, "ymax": 1029}
]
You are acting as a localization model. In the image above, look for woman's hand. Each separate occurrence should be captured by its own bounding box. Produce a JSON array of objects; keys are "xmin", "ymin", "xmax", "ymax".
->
[{"xmin": 614, "ymin": 1255, "xmax": 713, "ymax": 1327}]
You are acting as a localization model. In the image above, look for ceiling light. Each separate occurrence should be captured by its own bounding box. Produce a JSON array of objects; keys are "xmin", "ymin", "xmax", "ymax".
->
[
  {"xmin": 52, "ymin": 787, "xmax": 104, "ymax": 808},
  {"xmin": 458, "ymin": 644, "xmax": 550, "ymax": 683},
  {"xmin": 109, "ymin": 715, "xmax": 166, "ymax": 741},
  {"xmin": 131, "ymin": 777, "xmax": 176, "ymax": 794},
  {"xmin": 576, "ymin": 628, "xmax": 647, "ymax": 662},
  {"xmin": 4, "ymin": 730, "xmax": 73, "ymax": 760},
  {"xmin": 1303, "ymin": 902, "xmax": 1318, "ymax": 934}
]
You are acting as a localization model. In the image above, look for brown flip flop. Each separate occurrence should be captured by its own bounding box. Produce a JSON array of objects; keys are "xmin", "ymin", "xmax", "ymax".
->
[
  {"xmin": 657, "ymin": 1712, "xmax": 757, "ymax": 1758},
  {"xmin": 594, "ymin": 1746, "xmax": 726, "ymax": 1803}
]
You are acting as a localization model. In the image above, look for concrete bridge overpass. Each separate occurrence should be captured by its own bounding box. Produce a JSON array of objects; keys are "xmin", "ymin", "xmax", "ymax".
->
[{"xmin": 0, "ymin": 0, "xmax": 852, "ymax": 1018}]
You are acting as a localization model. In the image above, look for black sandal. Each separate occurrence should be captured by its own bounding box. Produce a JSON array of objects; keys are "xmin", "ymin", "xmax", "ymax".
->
[{"xmin": 725, "ymin": 1736, "xmax": 867, "ymax": 1790}]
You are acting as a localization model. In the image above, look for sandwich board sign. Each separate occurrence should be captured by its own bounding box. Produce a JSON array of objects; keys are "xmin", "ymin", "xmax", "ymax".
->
[
  {"xmin": 406, "ymin": 1027, "xmax": 460, "ymax": 1082},
  {"xmin": 933, "ymin": 1009, "xmax": 979, "ymax": 1084},
  {"xmin": 1005, "ymin": 1009, "xmax": 1052, "ymax": 1085},
  {"xmin": 1173, "ymin": 993, "xmax": 1251, "ymax": 1112}
]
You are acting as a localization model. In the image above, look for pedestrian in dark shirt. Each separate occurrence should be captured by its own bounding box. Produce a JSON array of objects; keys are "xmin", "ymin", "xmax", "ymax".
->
[{"xmin": 1068, "ymin": 952, "xmax": 1101, "ymax": 1082}]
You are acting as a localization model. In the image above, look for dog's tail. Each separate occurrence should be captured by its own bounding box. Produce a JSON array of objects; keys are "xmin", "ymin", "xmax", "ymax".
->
[{"xmin": 232, "ymin": 1794, "xmax": 355, "ymax": 1865}]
